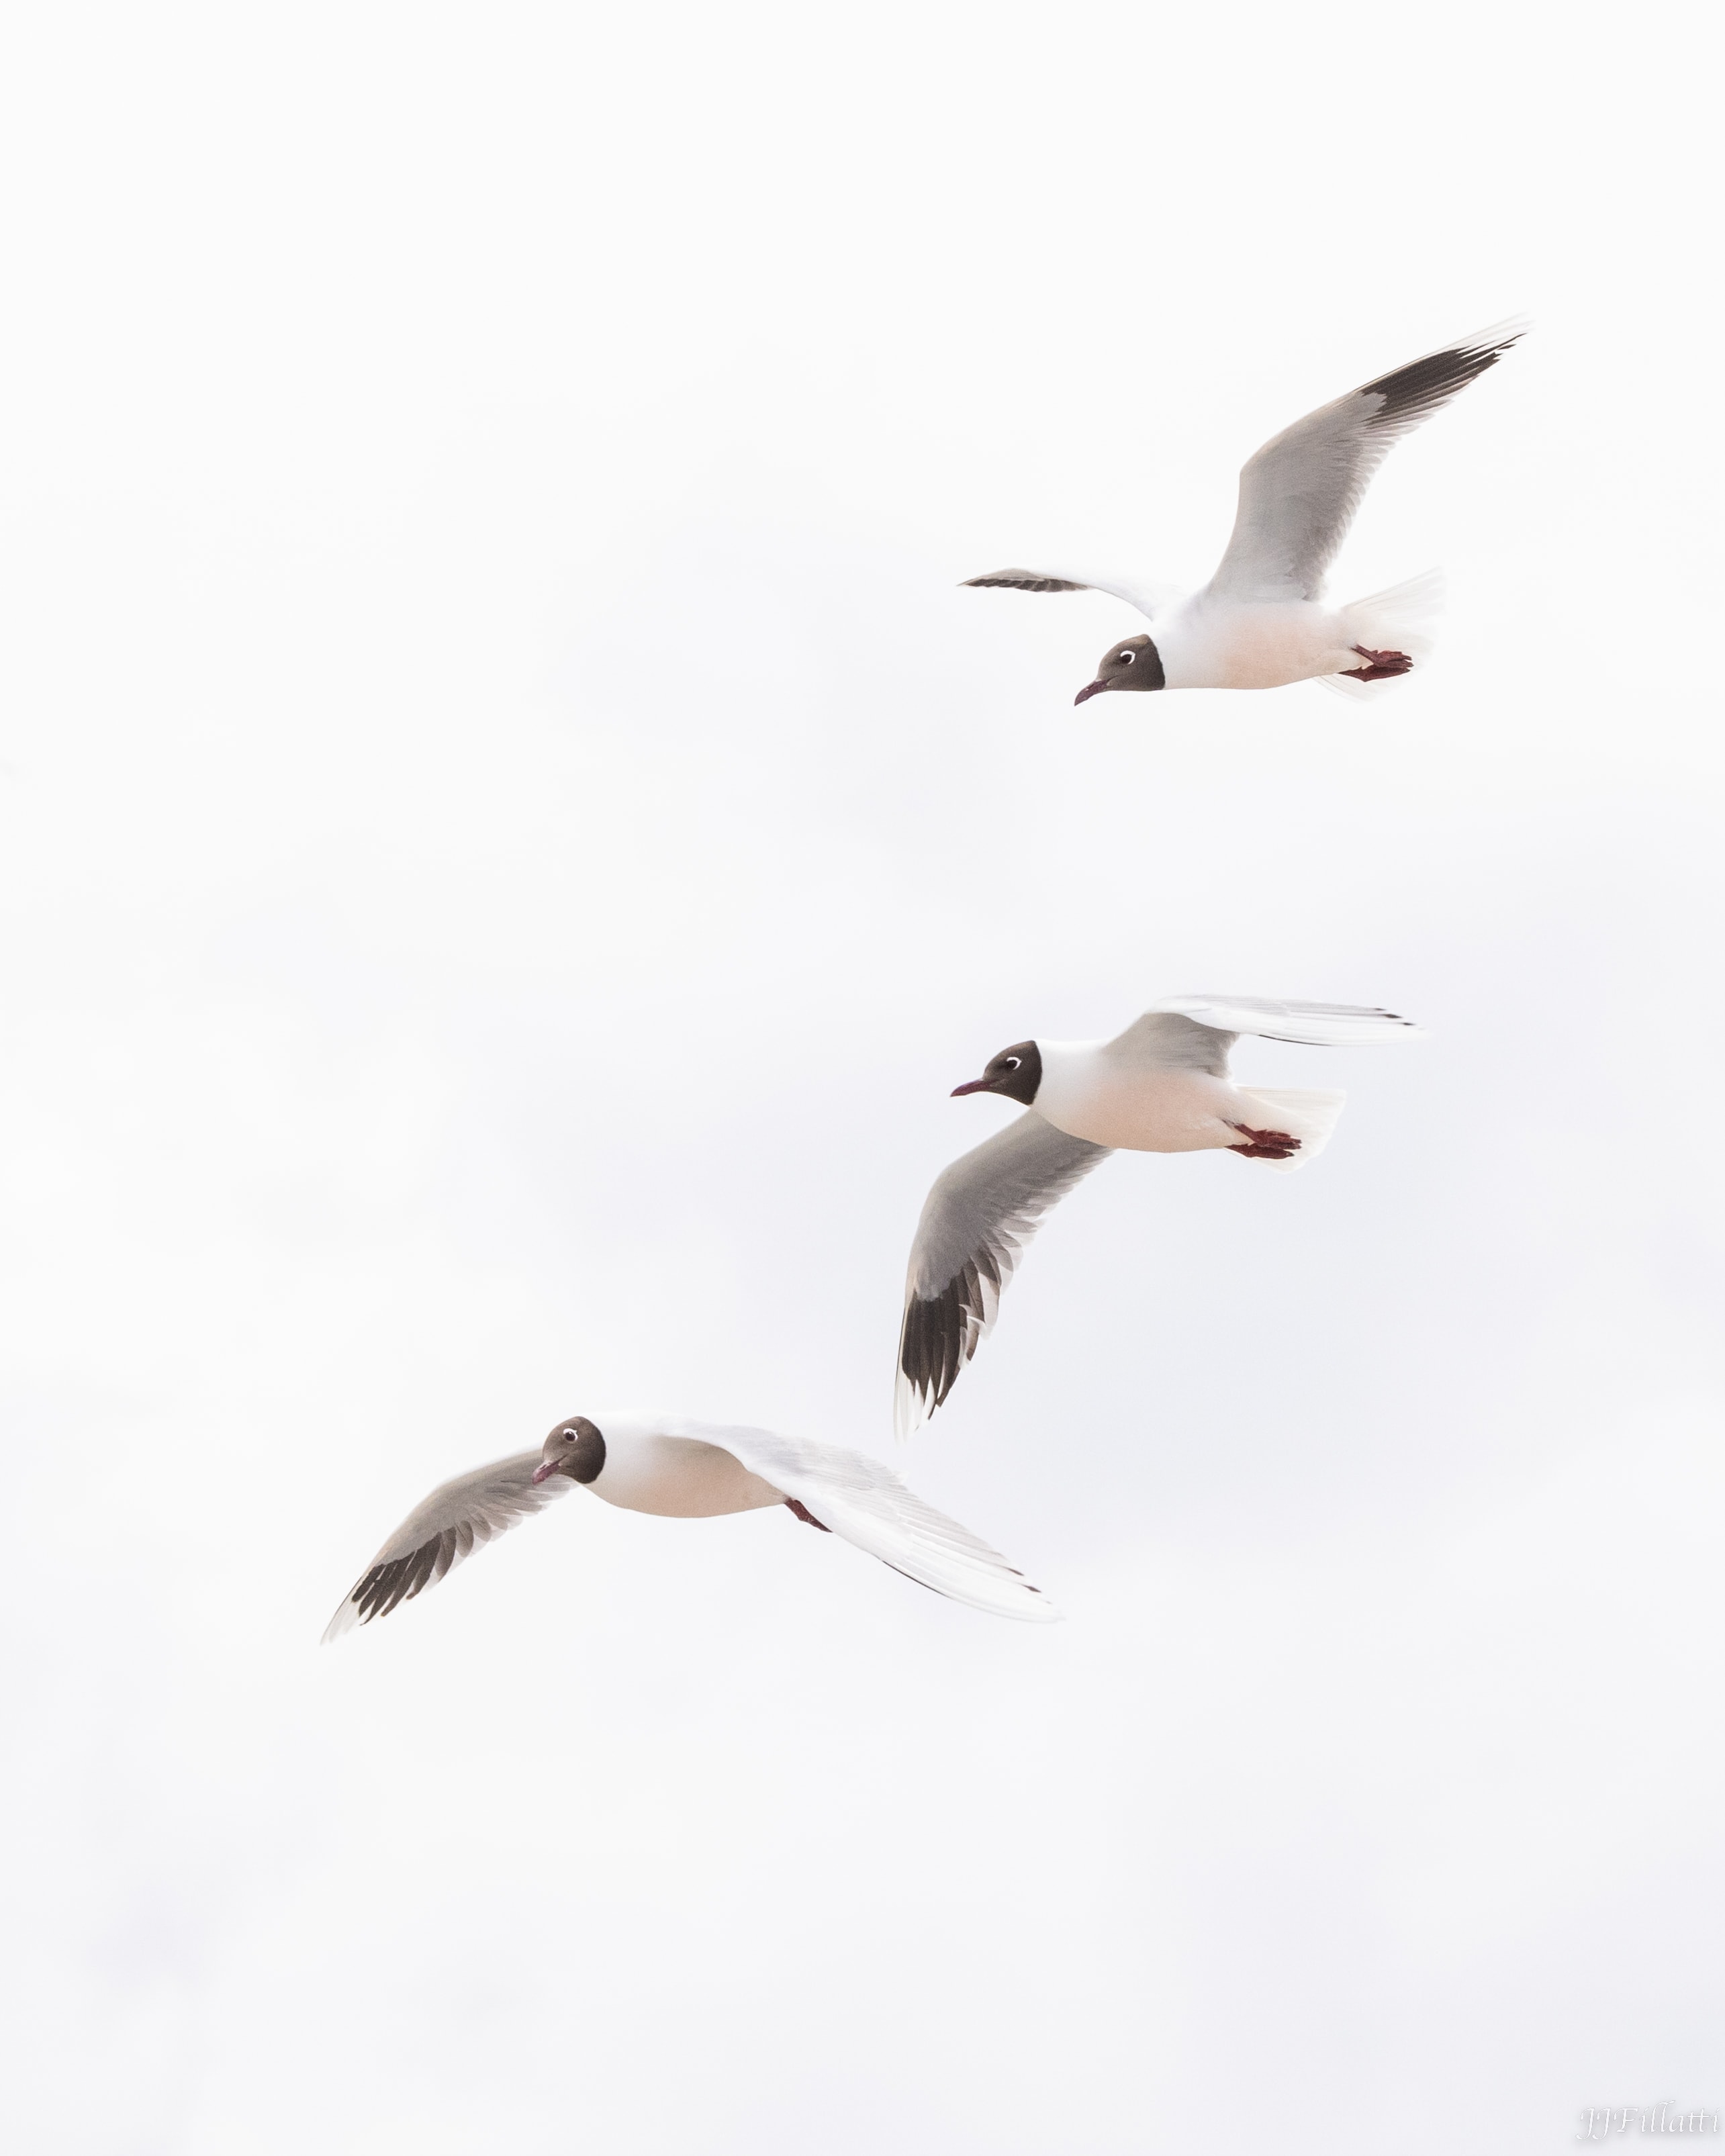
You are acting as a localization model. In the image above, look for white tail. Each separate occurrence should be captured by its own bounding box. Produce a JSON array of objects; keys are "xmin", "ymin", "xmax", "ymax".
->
[
  {"xmin": 1320, "ymin": 567, "xmax": 1446, "ymax": 700},
  {"xmin": 1233, "ymin": 1087, "xmax": 1347, "ymax": 1174}
]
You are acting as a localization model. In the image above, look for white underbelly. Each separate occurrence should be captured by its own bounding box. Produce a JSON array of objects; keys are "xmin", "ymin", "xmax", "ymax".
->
[
  {"xmin": 1162, "ymin": 601, "xmax": 1352, "ymax": 690},
  {"xmin": 594, "ymin": 1434, "xmax": 786, "ymax": 1519},
  {"xmin": 1038, "ymin": 1070, "xmax": 1246, "ymax": 1153}
]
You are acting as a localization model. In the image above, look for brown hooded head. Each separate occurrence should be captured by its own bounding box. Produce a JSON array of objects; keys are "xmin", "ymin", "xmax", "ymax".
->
[
  {"xmin": 950, "ymin": 1039, "xmax": 1042, "ymax": 1106},
  {"xmin": 531, "ymin": 1415, "xmax": 607, "ymax": 1486},
  {"xmin": 1074, "ymin": 633, "xmax": 1164, "ymax": 704}
]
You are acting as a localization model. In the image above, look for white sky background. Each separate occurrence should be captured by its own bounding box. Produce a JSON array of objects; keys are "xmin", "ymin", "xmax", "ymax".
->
[{"xmin": 1, "ymin": 1, "xmax": 1722, "ymax": 2149}]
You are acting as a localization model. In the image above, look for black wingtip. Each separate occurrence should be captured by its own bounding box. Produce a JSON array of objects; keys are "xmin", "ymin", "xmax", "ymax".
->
[
  {"xmin": 962, "ymin": 571, "xmax": 1089, "ymax": 594},
  {"xmin": 1360, "ymin": 322, "xmax": 1526, "ymax": 431},
  {"xmin": 897, "ymin": 1257, "xmax": 1000, "ymax": 1427},
  {"xmin": 346, "ymin": 1533, "xmax": 451, "ymax": 1629}
]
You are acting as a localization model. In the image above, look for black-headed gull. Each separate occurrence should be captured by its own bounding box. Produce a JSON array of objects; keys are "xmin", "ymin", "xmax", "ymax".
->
[
  {"xmin": 965, "ymin": 323, "xmax": 1524, "ymax": 701},
  {"xmin": 324, "ymin": 1411, "xmax": 1058, "ymax": 1637},
  {"xmin": 896, "ymin": 997, "xmax": 1425, "ymax": 1434}
]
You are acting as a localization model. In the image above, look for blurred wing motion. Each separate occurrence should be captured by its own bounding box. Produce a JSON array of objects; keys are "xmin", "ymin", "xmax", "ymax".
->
[
  {"xmin": 896, "ymin": 1111, "xmax": 1111, "ymax": 1437},
  {"xmin": 1207, "ymin": 321, "xmax": 1526, "ymax": 602},
  {"xmin": 693, "ymin": 1420, "xmax": 1062, "ymax": 1623},
  {"xmin": 322, "ymin": 1450, "xmax": 572, "ymax": 1642},
  {"xmin": 961, "ymin": 567, "xmax": 1185, "ymax": 620}
]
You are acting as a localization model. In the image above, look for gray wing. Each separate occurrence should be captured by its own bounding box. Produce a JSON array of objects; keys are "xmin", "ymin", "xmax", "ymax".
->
[
  {"xmin": 675, "ymin": 1421, "xmax": 1061, "ymax": 1622},
  {"xmin": 1106, "ymin": 997, "xmax": 1426, "ymax": 1078},
  {"xmin": 896, "ymin": 1111, "xmax": 1111, "ymax": 1436},
  {"xmin": 961, "ymin": 568, "xmax": 1185, "ymax": 620},
  {"xmin": 1146, "ymin": 995, "xmax": 1426, "ymax": 1047},
  {"xmin": 1107, "ymin": 1011, "xmax": 1238, "ymax": 1073},
  {"xmin": 322, "ymin": 1450, "xmax": 573, "ymax": 1642},
  {"xmin": 1205, "ymin": 322, "xmax": 1525, "ymax": 602}
]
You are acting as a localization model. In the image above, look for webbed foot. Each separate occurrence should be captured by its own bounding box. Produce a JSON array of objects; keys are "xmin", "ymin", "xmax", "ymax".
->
[
  {"xmin": 1338, "ymin": 644, "xmax": 1413, "ymax": 683},
  {"xmin": 1227, "ymin": 1123, "xmax": 1301, "ymax": 1161}
]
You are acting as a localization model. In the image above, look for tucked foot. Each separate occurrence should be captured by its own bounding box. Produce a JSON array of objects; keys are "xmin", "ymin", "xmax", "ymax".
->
[
  {"xmin": 1227, "ymin": 1123, "xmax": 1301, "ymax": 1161},
  {"xmin": 1338, "ymin": 644, "xmax": 1414, "ymax": 683},
  {"xmin": 785, "ymin": 1497, "xmax": 831, "ymax": 1532}
]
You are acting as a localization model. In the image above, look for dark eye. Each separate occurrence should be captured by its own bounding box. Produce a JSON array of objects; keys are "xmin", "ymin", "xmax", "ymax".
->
[
  {"xmin": 1002, "ymin": 1056, "xmax": 1020, "ymax": 1070},
  {"xmin": 561, "ymin": 1428, "xmax": 578, "ymax": 1442},
  {"xmin": 1119, "ymin": 649, "xmax": 1135, "ymax": 665}
]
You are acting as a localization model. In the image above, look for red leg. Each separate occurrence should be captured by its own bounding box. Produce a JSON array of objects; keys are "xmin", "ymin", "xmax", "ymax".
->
[
  {"xmin": 785, "ymin": 1497, "xmax": 831, "ymax": 1532},
  {"xmin": 1338, "ymin": 644, "xmax": 1413, "ymax": 683},
  {"xmin": 1227, "ymin": 1122, "xmax": 1301, "ymax": 1161}
]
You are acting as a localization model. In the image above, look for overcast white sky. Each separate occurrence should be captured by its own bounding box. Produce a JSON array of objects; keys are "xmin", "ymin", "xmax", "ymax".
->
[{"xmin": 2, "ymin": 3, "xmax": 1722, "ymax": 2151}]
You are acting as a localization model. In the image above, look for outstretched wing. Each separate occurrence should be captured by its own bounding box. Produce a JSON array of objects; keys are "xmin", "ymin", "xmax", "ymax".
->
[
  {"xmin": 1103, "ymin": 998, "xmax": 1426, "ymax": 1080},
  {"xmin": 1205, "ymin": 321, "xmax": 1526, "ymax": 602},
  {"xmin": 962, "ymin": 568, "xmax": 1185, "ymax": 620},
  {"xmin": 322, "ymin": 1450, "xmax": 572, "ymax": 1642},
  {"xmin": 1146, "ymin": 995, "xmax": 1426, "ymax": 1047},
  {"xmin": 896, "ymin": 1111, "xmax": 1111, "ymax": 1437},
  {"xmin": 687, "ymin": 1420, "xmax": 1060, "ymax": 1623}
]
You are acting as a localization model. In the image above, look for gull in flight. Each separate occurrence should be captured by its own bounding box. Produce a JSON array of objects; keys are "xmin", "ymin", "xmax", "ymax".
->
[
  {"xmin": 896, "ymin": 996, "xmax": 1425, "ymax": 1434},
  {"xmin": 965, "ymin": 322, "xmax": 1524, "ymax": 701},
  {"xmin": 324, "ymin": 1411, "xmax": 1059, "ymax": 1637}
]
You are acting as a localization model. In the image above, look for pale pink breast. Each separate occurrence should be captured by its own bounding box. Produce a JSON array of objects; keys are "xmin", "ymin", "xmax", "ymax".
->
[{"xmin": 1045, "ymin": 1069, "xmax": 1243, "ymax": 1153}]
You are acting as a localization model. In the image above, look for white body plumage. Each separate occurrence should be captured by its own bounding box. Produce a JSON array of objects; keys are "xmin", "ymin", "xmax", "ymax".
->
[
  {"xmin": 1032, "ymin": 1038, "xmax": 1271, "ymax": 1152},
  {"xmin": 1148, "ymin": 592, "xmax": 1401, "ymax": 693},
  {"xmin": 582, "ymin": 1419, "xmax": 786, "ymax": 1518}
]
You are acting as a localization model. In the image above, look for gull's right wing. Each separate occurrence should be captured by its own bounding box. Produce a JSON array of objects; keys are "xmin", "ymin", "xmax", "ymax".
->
[
  {"xmin": 896, "ymin": 1111, "xmax": 1111, "ymax": 1437},
  {"xmin": 961, "ymin": 567, "xmax": 1185, "ymax": 619},
  {"xmin": 322, "ymin": 1450, "xmax": 572, "ymax": 1642}
]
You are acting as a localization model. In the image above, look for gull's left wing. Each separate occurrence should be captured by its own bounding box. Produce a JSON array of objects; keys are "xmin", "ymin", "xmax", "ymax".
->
[
  {"xmin": 1205, "ymin": 322, "xmax": 1526, "ymax": 603},
  {"xmin": 1143, "ymin": 995, "xmax": 1426, "ymax": 1048},
  {"xmin": 671, "ymin": 1419, "xmax": 1061, "ymax": 1623},
  {"xmin": 1101, "ymin": 996, "xmax": 1424, "ymax": 1077}
]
